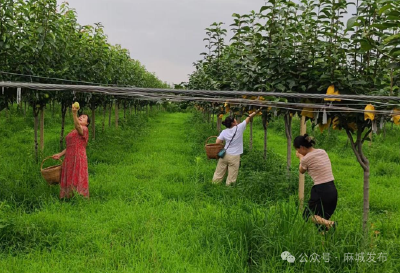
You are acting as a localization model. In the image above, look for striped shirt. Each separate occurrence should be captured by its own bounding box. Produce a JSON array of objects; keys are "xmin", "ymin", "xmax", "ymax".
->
[{"xmin": 300, "ymin": 149, "xmax": 334, "ymax": 185}]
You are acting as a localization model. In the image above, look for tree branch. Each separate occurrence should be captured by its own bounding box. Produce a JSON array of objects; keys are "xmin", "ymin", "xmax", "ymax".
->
[
  {"xmin": 361, "ymin": 128, "xmax": 372, "ymax": 144},
  {"xmin": 346, "ymin": 128, "xmax": 368, "ymax": 170}
]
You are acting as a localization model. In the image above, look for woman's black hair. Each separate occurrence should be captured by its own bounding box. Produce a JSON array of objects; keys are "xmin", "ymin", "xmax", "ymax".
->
[
  {"xmin": 293, "ymin": 134, "xmax": 315, "ymax": 149},
  {"xmin": 222, "ymin": 117, "xmax": 235, "ymax": 128}
]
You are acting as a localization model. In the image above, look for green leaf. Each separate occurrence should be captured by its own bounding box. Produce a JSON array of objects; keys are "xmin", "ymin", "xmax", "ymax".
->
[
  {"xmin": 288, "ymin": 80, "xmax": 296, "ymax": 89},
  {"xmin": 387, "ymin": 15, "xmax": 400, "ymax": 21},
  {"xmin": 360, "ymin": 39, "xmax": 373, "ymax": 51},
  {"xmin": 320, "ymin": 9, "xmax": 332, "ymax": 18},
  {"xmin": 371, "ymin": 24, "xmax": 388, "ymax": 30},
  {"xmin": 389, "ymin": 48, "xmax": 400, "ymax": 57},
  {"xmin": 260, "ymin": 6, "xmax": 271, "ymax": 13},
  {"xmin": 384, "ymin": 33, "xmax": 400, "ymax": 44},
  {"xmin": 387, "ymin": 10, "xmax": 400, "ymax": 17},
  {"xmin": 275, "ymin": 83, "xmax": 285, "ymax": 91},
  {"xmin": 387, "ymin": 38, "xmax": 400, "ymax": 47},
  {"xmin": 378, "ymin": 3, "xmax": 393, "ymax": 15},
  {"xmin": 347, "ymin": 16, "xmax": 358, "ymax": 29}
]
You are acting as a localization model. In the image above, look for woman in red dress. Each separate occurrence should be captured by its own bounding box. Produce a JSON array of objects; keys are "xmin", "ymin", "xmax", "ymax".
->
[{"xmin": 52, "ymin": 104, "xmax": 90, "ymax": 199}]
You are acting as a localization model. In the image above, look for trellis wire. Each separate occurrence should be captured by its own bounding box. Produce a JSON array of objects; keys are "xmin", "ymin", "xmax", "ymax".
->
[
  {"xmin": 1, "ymin": 81, "xmax": 399, "ymax": 102},
  {"xmin": 0, "ymin": 81, "xmax": 399, "ymax": 116}
]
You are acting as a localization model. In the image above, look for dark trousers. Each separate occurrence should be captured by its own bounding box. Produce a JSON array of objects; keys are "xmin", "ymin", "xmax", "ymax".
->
[{"xmin": 303, "ymin": 181, "xmax": 338, "ymax": 229}]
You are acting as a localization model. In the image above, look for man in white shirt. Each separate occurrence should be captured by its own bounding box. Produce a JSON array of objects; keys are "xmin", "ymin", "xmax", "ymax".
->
[{"xmin": 212, "ymin": 109, "xmax": 260, "ymax": 185}]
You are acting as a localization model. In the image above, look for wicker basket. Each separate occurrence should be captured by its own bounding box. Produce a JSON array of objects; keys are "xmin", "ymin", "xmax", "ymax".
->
[
  {"xmin": 41, "ymin": 156, "xmax": 62, "ymax": 185},
  {"xmin": 205, "ymin": 136, "xmax": 224, "ymax": 160}
]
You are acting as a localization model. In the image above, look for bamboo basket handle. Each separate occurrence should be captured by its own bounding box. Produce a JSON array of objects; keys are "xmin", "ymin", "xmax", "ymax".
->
[
  {"xmin": 205, "ymin": 136, "xmax": 219, "ymax": 145},
  {"xmin": 41, "ymin": 156, "xmax": 62, "ymax": 171}
]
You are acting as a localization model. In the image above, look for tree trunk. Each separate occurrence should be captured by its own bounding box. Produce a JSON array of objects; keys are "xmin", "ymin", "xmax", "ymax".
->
[
  {"xmin": 212, "ymin": 110, "xmax": 215, "ymax": 130},
  {"xmin": 217, "ymin": 117, "xmax": 222, "ymax": 132},
  {"xmin": 40, "ymin": 107, "xmax": 45, "ymax": 151},
  {"xmin": 262, "ymin": 115, "xmax": 268, "ymax": 160},
  {"xmin": 102, "ymin": 103, "xmax": 106, "ymax": 132},
  {"xmin": 383, "ymin": 123, "xmax": 386, "ymax": 140},
  {"xmin": 284, "ymin": 113, "xmax": 293, "ymax": 177},
  {"xmin": 109, "ymin": 101, "xmax": 112, "ymax": 127},
  {"xmin": 115, "ymin": 101, "xmax": 119, "ymax": 128},
  {"xmin": 124, "ymin": 101, "xmax": 126, "ymax": 120},
  {"xmin": 60, "ymin": 103, "xmax": 67, "ymax": 150},
  {"xmin": 363, "ymin": 165, "xmax": 370, "ymax": 232},
  {"xmin": 368, "ymin": 131, "xmax": 372, "ymax": 147},
  {"xmin": 345, "ymin": 127, "xmax": 371, "ymax": 233},
  {"xmin": 249, "ymin": 119, "xmax": 253, "ymax": 150},
  {"xmin": 33, "ymin": 107, "xmax": 39, "ymax": 162},
  {"xmin": 91, "ymin": 107, "xmax": 96, "ymax": 140}
]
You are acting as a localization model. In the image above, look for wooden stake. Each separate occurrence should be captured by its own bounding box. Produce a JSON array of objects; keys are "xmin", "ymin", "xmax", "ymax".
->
[
  {"xmin": 249, "ymin": 119, "xmax": 253, "ymax": 150},
  {"xmin": 284, "ymin": 113, "xmax": 293, "ymax": 178},
  {"xmin": 299, "ymin": 115, "xmax": 306, "ymax": 210},
  {"xmin": 217, "ymin": 117, "xmax": 222, "ymax": 132},
  {"xmin": 108, "ymin": 101, "xmax": 112, "ymax": 127},
  {"xmin": 115, "ymin": 101, "xmax": 119, "ymax": 128},
  {"xmin": 102, "ymin": 103, "xmax": 106, "ymax": 132},
  {"xmin": 262, "ymin": 114, "xmax": 268, "ymax": 160},
  {"xmin": 40, "ymin": 107, "xmax": 45, "ymax": 151},
  {"xmin": 34, "ymin": 108, "xmax": 39, "ymax": 162},
  {"xmin": 368, "ymin": 131, "xmax": 372, "ymax": 147}
]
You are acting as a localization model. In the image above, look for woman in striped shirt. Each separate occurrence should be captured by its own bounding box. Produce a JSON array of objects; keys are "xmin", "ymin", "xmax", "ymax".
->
[{"xmin": 294, "ymin": 134, "xmax": 337, "ymax": 231}]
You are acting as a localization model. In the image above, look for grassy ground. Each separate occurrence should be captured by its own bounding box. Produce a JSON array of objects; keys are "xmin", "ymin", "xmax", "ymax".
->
[{"xmin": 0, "ymin": 106, "xmax": 399, "ymax": 272}]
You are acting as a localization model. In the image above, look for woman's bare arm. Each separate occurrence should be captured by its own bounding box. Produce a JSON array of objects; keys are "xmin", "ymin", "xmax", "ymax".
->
[
  {"xmin": 52, "ymin": 149, "xmax": 66, "ymax": 159},
  {"xmin": 296, "ymin": 151, "xmax": 307, "ymax": 174},
  {"xmin": 72, "ymin": 105, "xmax": 84, "ymax": 135},
  {"xmin": 245, "ymin": 108, "xmax": 262, "ymax": 124},
  {"xmin": 299, "ymin": 164, "xmax": 307, "ymax": 174}
]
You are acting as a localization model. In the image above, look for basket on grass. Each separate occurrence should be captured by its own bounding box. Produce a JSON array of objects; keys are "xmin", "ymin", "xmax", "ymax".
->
[
  {"xmin": 205, "ymin": 136, "xmax": 224, "ymax": 160},
  {"xmin": 41, "ymin": 156, "xmax": 62, "ymax": 185}
]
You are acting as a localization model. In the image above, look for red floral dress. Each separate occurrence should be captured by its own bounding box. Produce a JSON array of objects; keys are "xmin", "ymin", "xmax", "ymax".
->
[{"xmin": 60, "ymin": 126, "xmax": 89, "ymax": 198}]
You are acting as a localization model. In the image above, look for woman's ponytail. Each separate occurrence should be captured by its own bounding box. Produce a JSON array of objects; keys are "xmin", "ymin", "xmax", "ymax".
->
[
  {"xmin": 293, "ymin": 134, "xmax": 315, "ymax": 148},
  {"xmin": 304, "ymin": 134, "xmax": 315, "ymax": 146},
  {"xmin": 222, "ymin": 117, "xmax": 234, "ymax": 128}
]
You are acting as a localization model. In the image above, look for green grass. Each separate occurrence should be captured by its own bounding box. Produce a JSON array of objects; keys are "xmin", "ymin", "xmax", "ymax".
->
[{"xmin": 0, "ymin": 106, "xmax": 399, "ymax": 272}]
